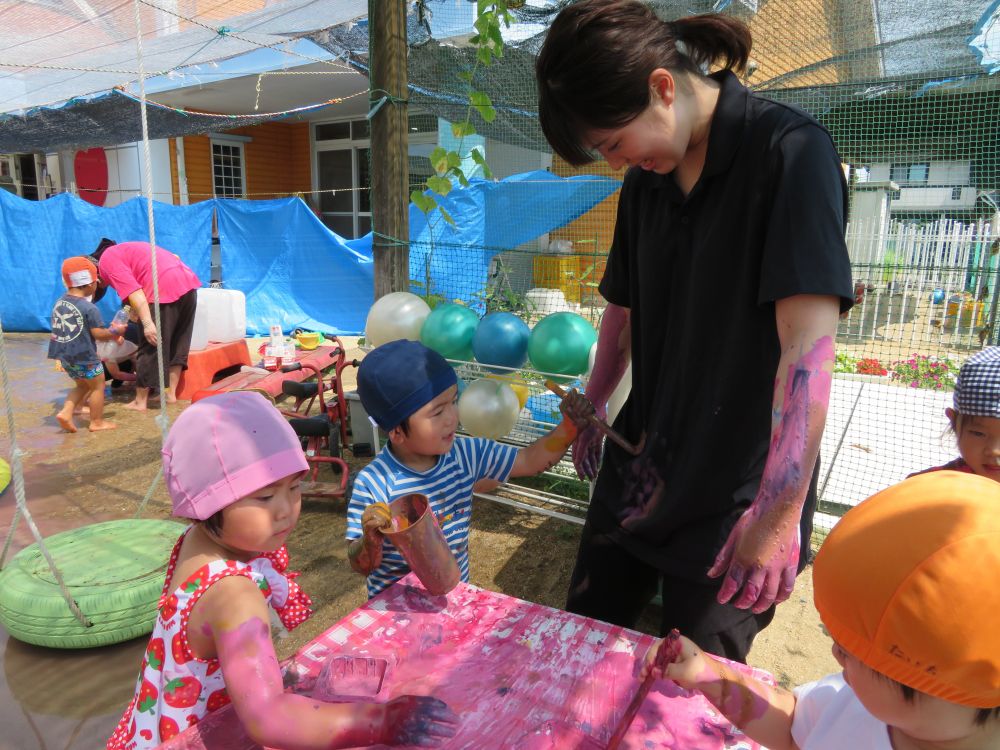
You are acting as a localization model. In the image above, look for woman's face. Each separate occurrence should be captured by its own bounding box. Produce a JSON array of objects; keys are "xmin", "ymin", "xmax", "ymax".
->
[{"xmin": 586, "ymin": 70, "xmax": 691, "ymax": 174}]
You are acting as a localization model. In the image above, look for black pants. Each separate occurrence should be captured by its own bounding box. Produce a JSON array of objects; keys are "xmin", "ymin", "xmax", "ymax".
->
[
  {"xmin": 135, "ymin": 289, "xmax": 198, "ymax": 389},
  {"xmin": 565, "ymin": 505, "xmax": 776, "ymax": 663}
]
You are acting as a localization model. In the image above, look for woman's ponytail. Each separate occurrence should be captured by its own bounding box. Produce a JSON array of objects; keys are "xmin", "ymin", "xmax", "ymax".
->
[{"xmin": 673, "ymin": 14, "xmax": 752, "ymax": 74}]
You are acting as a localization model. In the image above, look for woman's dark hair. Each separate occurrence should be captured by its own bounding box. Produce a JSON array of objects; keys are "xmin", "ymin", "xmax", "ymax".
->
[
  {"xmin": 91, "ymin": 237, "xmax": 116, "ymax": 263},
  {"xmin": 536, "ymin": 0, "xmax": 752, "ymax": 165}
]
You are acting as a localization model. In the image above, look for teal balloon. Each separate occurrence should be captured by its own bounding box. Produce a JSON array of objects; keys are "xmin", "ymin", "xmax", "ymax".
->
[
  {"xmin": 528, "ymin": 312, "xmax": 598, "ymax": 377},
  {"xmin": 420, "ymin": 303, "xmax": 479, "ymax": 362}
]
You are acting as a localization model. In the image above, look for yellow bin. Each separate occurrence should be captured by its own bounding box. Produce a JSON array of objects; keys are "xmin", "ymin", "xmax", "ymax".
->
[
  {"xmin": 945, "ymin": 298, "xmax": 985, "ymax": 329},
  {"xmin": 533, "ymin": 255, "xmax": 581, "ymax": 302}
]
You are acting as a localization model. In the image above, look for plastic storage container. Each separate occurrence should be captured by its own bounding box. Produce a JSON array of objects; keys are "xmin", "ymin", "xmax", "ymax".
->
[{"xmin": 189, "ymin": 288, "xmax": 247, "ymax": 351}]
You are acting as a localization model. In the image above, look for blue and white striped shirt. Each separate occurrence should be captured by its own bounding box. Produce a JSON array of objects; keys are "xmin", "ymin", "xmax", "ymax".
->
[{"xmin": 346, "ymin": 437, "xmax": 518, "ymax": 597}]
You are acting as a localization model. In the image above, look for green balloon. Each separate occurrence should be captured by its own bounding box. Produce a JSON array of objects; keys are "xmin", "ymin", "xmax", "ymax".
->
[
  {"xmin": 528, "ymin": 312, "xmax": 598, "ymax": 377},
  {"xmin": 420, "ymin": 303, "xmax": 479, "ymax": 362}
]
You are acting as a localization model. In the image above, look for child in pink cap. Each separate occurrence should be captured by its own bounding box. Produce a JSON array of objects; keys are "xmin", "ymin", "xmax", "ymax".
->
[{"xmin": 108, "ymin": 391, "xmax": 458, "ymax": 750}]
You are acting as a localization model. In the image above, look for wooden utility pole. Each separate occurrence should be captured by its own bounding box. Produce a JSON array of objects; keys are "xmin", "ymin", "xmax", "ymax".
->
[{"xmin": 369, "ymin": 0, "xmax": 410, "ymax": 297}]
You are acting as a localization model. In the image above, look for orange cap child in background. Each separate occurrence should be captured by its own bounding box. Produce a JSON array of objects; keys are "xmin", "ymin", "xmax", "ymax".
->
[
  {"xmin": 47, "ymin": 256, "xmax": 123, "ymax": 432},
  {"xmin": 639, "ymin": 470, "xmax": 1000, "ymax": 750}
]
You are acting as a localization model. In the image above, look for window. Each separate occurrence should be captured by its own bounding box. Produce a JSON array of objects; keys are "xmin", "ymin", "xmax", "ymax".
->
[
  {"xmin": 951, "ymin": 186, "xmax": 963, "ymax": 201},
  {"xmin": 313, "ymin": 112, "xmax": 439, "ymax": 239},
  {"xmin": 212, "ymin": 141, "xmax": 245, "ymax": 198},
  {"xmin": 889, "ymin": 162, "xmax": 929, "ymax": 185}
]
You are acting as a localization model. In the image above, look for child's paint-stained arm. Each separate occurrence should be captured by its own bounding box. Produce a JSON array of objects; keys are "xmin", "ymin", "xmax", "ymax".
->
[
  {"xmin": 642, "ymin": 633, "xmax": 800, "ymax": 750},
  {"xmin": 509, "ymin": 418, "xmax": 578, "ymax": 478},
  {"xmin": 709, "ymin": 294, "xmax": 840, "ymax": 612},
  {"xmin": 201, "ymin": 576, "xmax": 457, "ymax": 749}
]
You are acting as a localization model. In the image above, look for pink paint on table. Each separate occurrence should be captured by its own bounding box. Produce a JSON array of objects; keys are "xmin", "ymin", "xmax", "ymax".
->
[{"xmin": 157, "ymin": 576, "xmax": 769, "ymax": 749}]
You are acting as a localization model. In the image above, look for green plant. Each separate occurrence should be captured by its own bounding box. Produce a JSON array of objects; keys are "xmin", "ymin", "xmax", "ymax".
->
[
  {"xmin": 834, "ymin": 351, "xmax": 858, "ymax": 373},
  {"xmin": 889, "ymin": 353, "xmax": 960, "ymax": 390},
  {"xmin": 410, "ymin": 1, "xmax": 510, "ymax": 224},
  {"xmin": 409, "ymin": 2, "xmax": 512, "ymax": 302}
]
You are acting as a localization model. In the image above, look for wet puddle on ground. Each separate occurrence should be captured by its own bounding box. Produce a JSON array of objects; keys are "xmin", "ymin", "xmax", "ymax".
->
[{"xmin": 1, "ymin": 334, "xmax": 155, "ymax": 749}]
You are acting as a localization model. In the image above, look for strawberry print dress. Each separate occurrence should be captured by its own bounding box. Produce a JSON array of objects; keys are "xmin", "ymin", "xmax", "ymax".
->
[{"xmin": 107, "ymin": 527, "xmax": 312, "ymax": 749}]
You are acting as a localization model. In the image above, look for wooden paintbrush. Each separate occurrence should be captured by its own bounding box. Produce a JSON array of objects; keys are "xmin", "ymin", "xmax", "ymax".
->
[
  {"xmin": 605, "ymin": 629, "xmax": 681, "ymax": 749},
  {"xmin": 545, "ymin": 380, "xmax": 642, "ymax": 456}
]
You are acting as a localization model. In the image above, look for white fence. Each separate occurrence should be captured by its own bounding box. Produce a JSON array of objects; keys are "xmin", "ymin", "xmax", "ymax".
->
[{"xmin": 841, "ymin": 217, "xmax": 997, "ymax": 348}]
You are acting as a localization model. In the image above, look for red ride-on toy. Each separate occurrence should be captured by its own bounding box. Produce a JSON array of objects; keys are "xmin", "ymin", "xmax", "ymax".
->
[{"xmin": 276, "ymin": 343, "xmax": 359, "ymax": 500}]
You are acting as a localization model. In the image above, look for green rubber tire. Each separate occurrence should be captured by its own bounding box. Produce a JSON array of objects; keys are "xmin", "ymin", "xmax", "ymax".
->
[
  {"xmin": 0, "ymin": 519, "xmax": 186, "ymax": 649},
  {"xmin": 0, "ymin": 457, "xmax": 10, "ymax": 496}
]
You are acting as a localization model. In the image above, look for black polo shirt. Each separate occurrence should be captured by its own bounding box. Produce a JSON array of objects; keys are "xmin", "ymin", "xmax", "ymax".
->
[{"xmin": 594, "ymin": 69, "xmax": 854, "ymax": 581}]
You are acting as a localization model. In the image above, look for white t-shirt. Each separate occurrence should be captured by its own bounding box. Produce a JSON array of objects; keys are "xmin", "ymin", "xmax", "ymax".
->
[{"xmin": 792, "ymin": 673, "xmax": 893, "ymax": 749}]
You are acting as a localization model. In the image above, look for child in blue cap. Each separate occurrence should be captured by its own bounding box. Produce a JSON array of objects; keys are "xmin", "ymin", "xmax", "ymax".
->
[{"xmin": 347, "ymin": 339, "xmax": 582, "ymax": 596}]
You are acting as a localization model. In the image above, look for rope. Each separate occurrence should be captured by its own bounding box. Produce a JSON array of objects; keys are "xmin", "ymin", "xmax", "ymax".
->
[
  {"xmin": 133, "ymin": 465, "xmax": 164, "ymax": 518},
  {"xmin": 133, "ymin": 0, "xmax": 171, "ymax": 473},
  {"xmin": 115, "ymin": 84, "xmax": 368, "ymax": 119},
  {"xmin": 0, "ymin": 318, "xmax": 92, "ymax": 627}
]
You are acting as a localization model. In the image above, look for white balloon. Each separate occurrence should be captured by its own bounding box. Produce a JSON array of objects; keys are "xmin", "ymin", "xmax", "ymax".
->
[
  {"xmin": 365, "ymin": 292, "xmax": 431, "ymax": 347},
  {"xmin": 458, "ymin": 379, "xmax": 520, "ymax": 439},
  {"xmin": 587, "ymin": 342, "xmax": 598, "ymax": 377}
]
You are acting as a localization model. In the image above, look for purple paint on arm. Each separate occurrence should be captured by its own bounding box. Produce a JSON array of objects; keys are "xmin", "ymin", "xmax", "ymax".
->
[
  {"xmin": 709, "ymin": 336, "xmax": 834, "ymax": 612},
  {"xmin": 215, "ymin": 617, "xmax": 457, "ymax": 749}
]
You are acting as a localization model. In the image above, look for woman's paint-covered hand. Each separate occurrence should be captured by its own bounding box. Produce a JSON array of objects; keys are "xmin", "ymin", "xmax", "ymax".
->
[
  {"xmin": 707, "ymin": 502, "xmax": 800, "ymax": 614},
  {"xmin": 380, "ymin": 695, "xmax": 459, "ymax": 747},
  {"xmin": 571, "ymin": 423, "xmax": 604, "ymax": 481}
]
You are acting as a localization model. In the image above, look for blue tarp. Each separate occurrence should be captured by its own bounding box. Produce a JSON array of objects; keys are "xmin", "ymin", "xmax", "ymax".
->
[
  {"xmin": 352, "ymin": 170, "xmax": 622, "ymax": 313},
  {"xmin": 0, "ymin": 190, "xmax": 213, "ymax": 330},
  {"xmin": 216, "ymin": 198, "xmax": 375, "ymax": 335},
  {"xmin": 2, "ymin": 171, "xmax": 620, "ymax": 334}
]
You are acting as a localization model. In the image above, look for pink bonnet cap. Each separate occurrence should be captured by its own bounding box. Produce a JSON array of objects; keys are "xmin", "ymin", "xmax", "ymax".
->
[{"xmin": 163, "ymin": 391, "xmax": 309, "ymax": 520}]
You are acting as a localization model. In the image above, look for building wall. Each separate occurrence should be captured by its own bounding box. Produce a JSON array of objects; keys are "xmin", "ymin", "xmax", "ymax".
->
[{"xmin": 182, "ymin": 121, "xmax": 311, "ymax": 204}]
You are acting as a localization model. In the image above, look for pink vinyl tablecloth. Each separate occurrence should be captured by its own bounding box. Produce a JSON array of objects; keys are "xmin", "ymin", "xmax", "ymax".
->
[{"xmin": 160, "ymin": 575, "xmax": 768, "ymax": 749}]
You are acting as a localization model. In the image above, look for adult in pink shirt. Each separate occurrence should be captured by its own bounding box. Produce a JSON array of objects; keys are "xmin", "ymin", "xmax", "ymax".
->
[{"xmin": 91, "ymin": 240, "xmax": 201, "ymax": 410}]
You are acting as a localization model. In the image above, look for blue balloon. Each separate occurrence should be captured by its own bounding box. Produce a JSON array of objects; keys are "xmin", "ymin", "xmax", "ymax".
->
[
  {"xmin": 931, "ymin": 288, "xmax": 946, "ymax": 305},
  {"xmin": 472, "ymin": 312, "xmax": 530, "ymax": 372}
]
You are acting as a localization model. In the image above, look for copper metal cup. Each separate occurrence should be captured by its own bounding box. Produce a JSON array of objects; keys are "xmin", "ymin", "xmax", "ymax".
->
[{"xmin": 382, "ymin": 493, "xmax": 461, "ymax": 596}]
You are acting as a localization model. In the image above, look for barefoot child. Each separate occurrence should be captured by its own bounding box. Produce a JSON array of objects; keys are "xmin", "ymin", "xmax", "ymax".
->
[
  {"xmin": 108, "ymin": 392, "xmax": 459, "ymax": 749},
  {"xmin": 911, "ymin": 347, "xmax": 1000, "ymax": 480},
  {"xmin": 640, "ymin": 471, "xmax": 1000, "ymax": 750},
  {"xmin": 347, "ymin": 339, "xmax": 584, "ymax": 596},
  {"xmin": 48, "ymin": 256, "xmax": 120, "ymax": 432}
]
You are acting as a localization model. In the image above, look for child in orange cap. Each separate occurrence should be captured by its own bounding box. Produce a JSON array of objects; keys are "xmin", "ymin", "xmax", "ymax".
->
[
  {"xmin": 47, "ymin": 256, "xmax": 123, "ymax": 432},
  {"xmin": 639, "ymin": 470, "xmax": 1000, "ymax": 749},
  {"xmin": 911, "ymin": 347, "xmax": 1000, "ymax": 480}
]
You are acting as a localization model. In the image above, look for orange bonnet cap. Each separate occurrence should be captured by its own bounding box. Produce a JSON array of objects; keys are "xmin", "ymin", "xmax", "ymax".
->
[
  {"xmin": 61, "ymin": 256, "xmax": 97, "ymax": 289},
  {"xmin": 813, "ymin": 470, "xmax": 1000, "ymax": 708}
]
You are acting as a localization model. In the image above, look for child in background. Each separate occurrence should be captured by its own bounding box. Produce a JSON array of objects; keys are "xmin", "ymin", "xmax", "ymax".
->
[
  {"xmin": 347, "ymin": 339, "xmax": 583, "ymax": 596},
  {"xmin": 639, "ymin": 471, "xmax": 1000, "ymax": 750},
  {"xmin": 911, "ymin": 347, "xmax": 1000, "ymax": 479},
  {"xmin": 108, "ymin": 392, "xmax": 458, "ymax": 750},
  {"xmin": 102, "ymin": 304, "xmax": 140, "ymax": 386},
  {"xmin": 48, "ymin": 256, "xmax": 121, "ymax": 432}
]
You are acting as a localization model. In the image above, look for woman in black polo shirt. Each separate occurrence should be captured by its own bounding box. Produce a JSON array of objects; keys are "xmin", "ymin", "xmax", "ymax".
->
[{"xmin": 536, "ymin": 0, "xmax": 854, "ymax": 661}]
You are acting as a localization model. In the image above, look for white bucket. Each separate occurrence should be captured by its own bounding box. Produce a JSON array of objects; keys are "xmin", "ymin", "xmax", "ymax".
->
[
  {"xmin": 189, "ymin": 288, "xmax": 247, "ymax": 351},
  {"xmin": 525, "ymin": 287, "xmax": 573, "ymax": 315}
]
